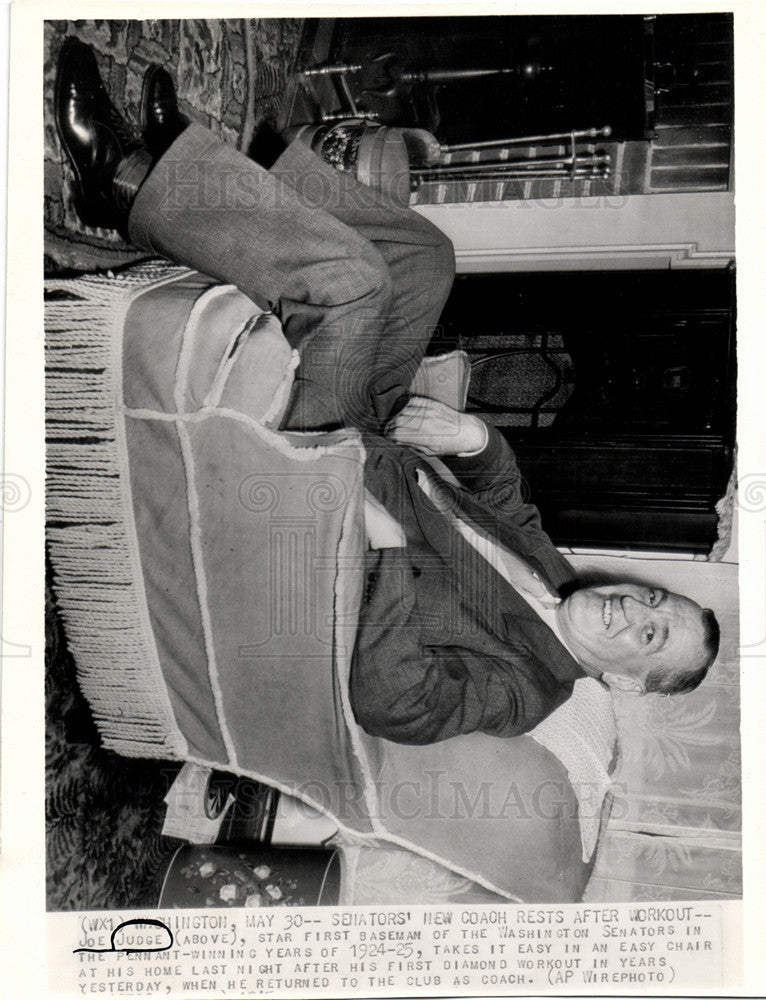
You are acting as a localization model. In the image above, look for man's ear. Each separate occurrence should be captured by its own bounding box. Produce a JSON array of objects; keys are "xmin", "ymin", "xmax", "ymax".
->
[{"xmin": 601, "ymin": 671, "xmax": 646, "ymax": 696}]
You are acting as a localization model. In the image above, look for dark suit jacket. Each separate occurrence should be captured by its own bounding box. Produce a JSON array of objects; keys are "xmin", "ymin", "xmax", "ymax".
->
[{"xmin": 350, "ymin": 426, "xmax": 587, "ymax": 744}]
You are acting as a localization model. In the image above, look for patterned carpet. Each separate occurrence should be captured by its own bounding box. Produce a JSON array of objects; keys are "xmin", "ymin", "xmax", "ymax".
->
[
  {"xmin": 44, "ymin": 17, "xmax": 303, "ymax": 910},
  {"xmin": 44, "ymin": 17, "xmax": 303, "ymax": 273}
]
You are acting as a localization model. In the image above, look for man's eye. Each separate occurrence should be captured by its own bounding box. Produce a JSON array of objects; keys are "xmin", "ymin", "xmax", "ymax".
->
[
  {"xmin": 643, "ymin": 625, "xmax": 655, "ymax": 645},
  {"xmin": 647, "ymin": 588, "xmax": 659, "ymax": 605}
]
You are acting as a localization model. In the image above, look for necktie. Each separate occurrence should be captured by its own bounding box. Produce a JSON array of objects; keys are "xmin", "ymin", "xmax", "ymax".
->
[{"xmin": 415, "ymin": 466, "xmax": 560, "ymax": 610}]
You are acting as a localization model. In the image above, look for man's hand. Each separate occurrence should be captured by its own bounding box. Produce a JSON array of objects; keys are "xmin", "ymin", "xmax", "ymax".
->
[{"xmin": 385, "ymin": 396, "xmax": 488, "ymax": 456}]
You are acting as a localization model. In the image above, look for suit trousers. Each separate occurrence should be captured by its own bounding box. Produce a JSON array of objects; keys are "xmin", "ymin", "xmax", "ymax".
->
[{"xmin": 128, "ymin": 124, "xmax": 456, "ymax": 431}]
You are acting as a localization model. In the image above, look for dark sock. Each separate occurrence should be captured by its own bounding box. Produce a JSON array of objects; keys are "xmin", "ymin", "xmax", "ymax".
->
[{"xmin": 112, "ymin": 147, "xmax": 153, "ymax": 214}]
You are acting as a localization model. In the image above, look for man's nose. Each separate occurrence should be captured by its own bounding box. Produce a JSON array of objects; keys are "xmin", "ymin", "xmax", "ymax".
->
[{"xmin": 620, "ymin": 594, "xmax": 648, "ymax": 624}]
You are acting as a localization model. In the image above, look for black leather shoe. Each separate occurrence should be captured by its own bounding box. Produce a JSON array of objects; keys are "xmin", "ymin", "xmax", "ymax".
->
[
  {"xmin": 54, "ymin": 37, "xmax": 144, "ymax": 230},
  {"xmin": 140, "ymin": 65, "xmax": 188, "ymax": 160}
]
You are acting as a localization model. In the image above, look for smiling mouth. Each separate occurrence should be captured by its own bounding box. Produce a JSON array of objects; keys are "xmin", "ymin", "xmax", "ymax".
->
[{"xmin": 602, "ymin": 597, "xmax": 612, "ymax": 629}]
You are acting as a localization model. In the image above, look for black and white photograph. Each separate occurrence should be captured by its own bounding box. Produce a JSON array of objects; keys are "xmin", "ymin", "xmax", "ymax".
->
[{"xmin": 3, "ymin": 2, "xmax": 763, "ymax": 997}]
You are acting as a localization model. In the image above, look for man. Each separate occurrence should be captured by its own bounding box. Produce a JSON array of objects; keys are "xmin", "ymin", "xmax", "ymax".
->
[
  {"xmin": 54, "ymin": 39, "xmax": 720, "ymax": 747},
  {"xmin": 351, "ymin": 407, "xmax": 719, "ymax": 743}
]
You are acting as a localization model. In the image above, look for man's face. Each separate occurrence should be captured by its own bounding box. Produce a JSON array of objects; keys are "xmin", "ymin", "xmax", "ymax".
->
[{"xmin": 557, "ymin": 583, "xmax": 707, "ymax": 688}]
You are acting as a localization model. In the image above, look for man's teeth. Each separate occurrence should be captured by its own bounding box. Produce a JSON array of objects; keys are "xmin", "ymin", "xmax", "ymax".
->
[{"xmin": 602, "ymin": 598, "xmax": 612, "ymax": 628}]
